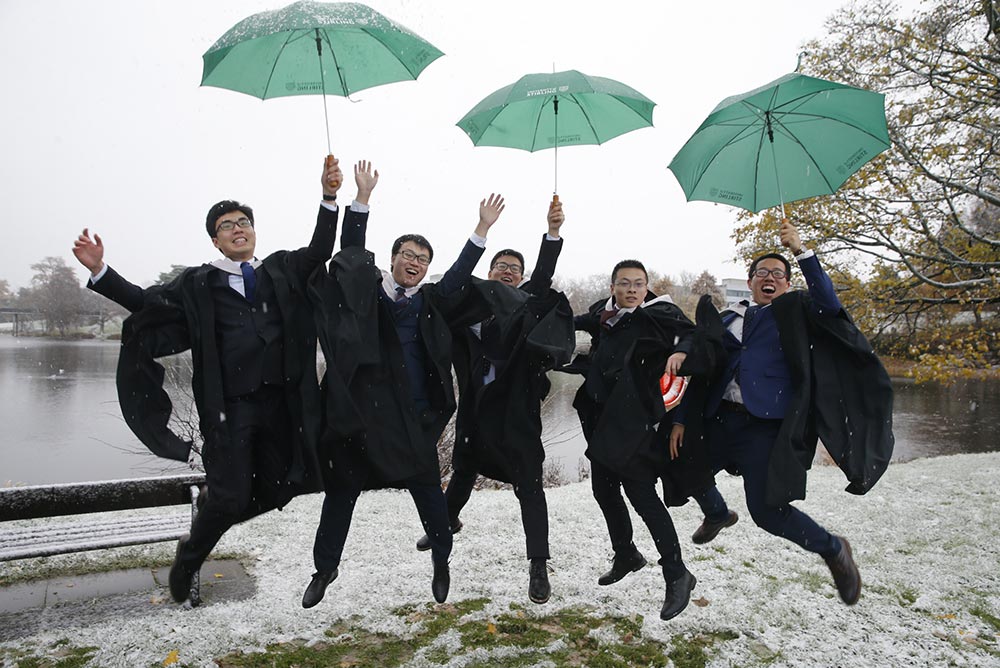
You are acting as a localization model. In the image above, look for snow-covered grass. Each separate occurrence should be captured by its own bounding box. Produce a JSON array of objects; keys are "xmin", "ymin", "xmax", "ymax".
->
[{"xmin": 2, "ymin": 452, "xmax": 999, "ymax": 667}]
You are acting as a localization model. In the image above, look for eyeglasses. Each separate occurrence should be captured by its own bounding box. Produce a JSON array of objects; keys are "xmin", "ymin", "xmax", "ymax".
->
[
  {"xmin": 613, "ymin": 280, "xmax": 647, "ymax": 290},
  {"xmin": 752, "ymin": 268, "xmax": 787, "ymax": 279},
  {"xmin": 216, "ymin": 217, "xmax": 253, "ymax": 233},
  {"xmin": 397, "ymin": 248, "xmax": 431, "ymax": 266},
  {"xmin": 491, "ymin": 262, "xmax": 523, "ymax": 275}
]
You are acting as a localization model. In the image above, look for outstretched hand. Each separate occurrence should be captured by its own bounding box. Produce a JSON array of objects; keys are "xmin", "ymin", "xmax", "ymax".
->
[
  {"xmin": 72, "ymin": 228, "xmax": 105, "ymax": 274},
  {"xmin": 475, "ymin": 193, "xmax": 505, "ymax": 237},
  {"xmin": 354, "ymin": 160, "xmax": 379, "ymax": 205}
]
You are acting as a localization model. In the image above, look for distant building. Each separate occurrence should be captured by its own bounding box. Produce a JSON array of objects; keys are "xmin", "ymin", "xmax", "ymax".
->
[{"xmin": 720, "ymin": 278, "xmax": 750, "ymax": 305}]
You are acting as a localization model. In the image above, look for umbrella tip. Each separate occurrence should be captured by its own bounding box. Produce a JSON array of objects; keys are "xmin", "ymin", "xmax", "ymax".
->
[{"xmin": 795, "ymin": 51, "xmax": 809, "ymax": 72}]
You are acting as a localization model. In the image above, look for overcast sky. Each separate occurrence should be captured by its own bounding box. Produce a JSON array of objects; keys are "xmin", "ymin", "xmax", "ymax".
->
[{"xmin": 0, "ymin": 0, "xmax": 920, "ymax": 291}]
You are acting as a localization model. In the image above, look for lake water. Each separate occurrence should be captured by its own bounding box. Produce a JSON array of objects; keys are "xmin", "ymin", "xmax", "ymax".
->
[{"xmin": 1, "ymin": 337, "xmax": 997, "ymax": 486}]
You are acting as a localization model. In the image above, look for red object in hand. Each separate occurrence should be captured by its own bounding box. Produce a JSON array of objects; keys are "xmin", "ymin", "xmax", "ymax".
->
[{"xmin": 660, "ymin": 372, "xmax": 689, "ymax": 410}]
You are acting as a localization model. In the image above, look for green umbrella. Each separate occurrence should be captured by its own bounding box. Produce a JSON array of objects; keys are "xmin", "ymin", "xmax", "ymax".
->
[
  {"xmin": 456, "ymin": 70, "xmax": 655, "ymax": 196},
  {"xmin": 668, "ymin": 73, "xmax": 890, "ymax": 215},
  {"xmin": 202, "ymin": 1, "xmax": 443, "ymax": 154}
]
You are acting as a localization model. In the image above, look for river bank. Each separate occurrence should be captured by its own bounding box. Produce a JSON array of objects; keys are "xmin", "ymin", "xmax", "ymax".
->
[{"xmin": 1, "ymin": 451, "xmax": 998, "ymax": 667}]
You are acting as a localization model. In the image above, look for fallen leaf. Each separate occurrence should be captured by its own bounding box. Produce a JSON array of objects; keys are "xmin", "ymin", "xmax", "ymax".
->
[
  {"xmin": 692, "ymin": 597, "xmax": 710, "ymax": 608},
  {"xmin": 163, "ymin": 649, "xmax": 180, "ymax": 666},
  {"xmin": 936, "ymin": 613, "xmax": 956, "ymax": 620},
  {"xmin": 214, "ymin": 573, "xmax": 224, "ymax": 578},
  {"xmin": 487, "ymin": 622, "xmax": 497, "ymax": 635}
]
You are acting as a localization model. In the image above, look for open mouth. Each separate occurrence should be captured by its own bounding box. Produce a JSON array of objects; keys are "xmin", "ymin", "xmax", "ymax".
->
[
  {"xmin": 761, "ymin": 284, "xmax": 776, "ymax": 295},
  {"xmin": 499, "ymin": 275, "xmax": 514, "ymax": 284},
  {"xmin": 405, "ymin": 267, "xmax": 419, "ymax": 276}
]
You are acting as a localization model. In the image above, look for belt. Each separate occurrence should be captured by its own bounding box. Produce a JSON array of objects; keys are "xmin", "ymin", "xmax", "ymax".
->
[{"xmin": 719, "ymin": 399, "xmax": 750, "ymax": 415}]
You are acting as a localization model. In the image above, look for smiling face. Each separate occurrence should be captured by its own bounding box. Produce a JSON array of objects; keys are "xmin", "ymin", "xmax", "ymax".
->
[
  {"xmin": 390, "ymin": 240, "xmax": 431, "ymax": 288},
  {"xmin": 611, "ymin": 267, "xmax": 648, "ymax": 309},
  {"xmin": 748, "ymin": 258, "xmax": 791, "ymax": 305},
  {"xmin": 488, "ymin": 254, "xmax": 523, "ymax": 285},
  {"xmin": 211, "ymin": 211, "xmax": 256, "ymax": 262}
]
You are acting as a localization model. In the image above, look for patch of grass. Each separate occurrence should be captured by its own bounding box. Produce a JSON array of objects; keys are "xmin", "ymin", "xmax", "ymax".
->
[
  {"xmin": 213, "ymin": 600, "xmax": 741, "ymax": 668},
  {"xmin": 971, "ymin": 605, "xmax": 1000, "ymax": 633},
  {"xmin": 897, "ymin": 586, "xmax": 919, "ymax": 607},
  {"xmin": 0, "ymin": 642, "xmax": 98, "ymax": 668},
  {"xmin": 668, "ymin": 631, "xmax": 740, "ymax": 668},
  {"xmin": 788, "ymin": 569, "xmax": 830, "ymax": 596},
  {"xmin": 218, "ymin": 631, "xmax": 415, "ymax": 668}
]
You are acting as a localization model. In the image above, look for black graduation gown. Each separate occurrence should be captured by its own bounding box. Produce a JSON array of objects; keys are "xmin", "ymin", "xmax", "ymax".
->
[
  {"xmin": 449, "ymin": 279, "xmax": 575, "ymax": 484},
  {"xmin": 114, "ymin": 245, "xmax": 328, "ymax": 497},
  {"xmin": 308, "ymin": 246, "xmax": 471, "ymax": 490},
  {"xmin": 764, "ymin": 290, "xmax": 895, "ymax": 506},
  {"xmin": 564, "ymin": 294, "xmax": 698, "ymax": 482}
]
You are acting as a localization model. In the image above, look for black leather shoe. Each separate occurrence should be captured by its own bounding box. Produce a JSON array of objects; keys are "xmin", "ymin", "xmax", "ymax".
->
[
  {"xmin": 168, "ymin": 535, "xmax": 194, "ymax": 604},
  {"xmin": 302, "ymin": 569, "xmax": 339, "ymax": 609},
  {"xmin": 528, "ymin": 559, "xmax": 550, "ymax": 604},
  {"xmin": 691, "ymin": 510, "xmax": 738, "ymax": 545},
  {"xmin": 597, "ymin": 549, "xmax": 646, "ymax": 586},
  {"xmin": 824, "ymin": 536, "xmax": 861, "ymax": 605},
  {"xmin": 660, "ymin": 569, "xmax": 697, "ymax": 621},
  {"xmin": 416, "ymin": 519, "xmax": 463, "ymax": 551},
  {"xmin": 432, "ymin": 559, "xmax": 450, "ymax": 603}
]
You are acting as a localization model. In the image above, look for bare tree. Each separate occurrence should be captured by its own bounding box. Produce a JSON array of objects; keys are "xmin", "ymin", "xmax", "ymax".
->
[{"xmin": 27, "ymin": 257, "xmax": 84, "ymax": 336}]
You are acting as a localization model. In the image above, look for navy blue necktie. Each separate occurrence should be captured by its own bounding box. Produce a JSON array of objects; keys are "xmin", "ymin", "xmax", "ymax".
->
[
  {"xmin": 240, "ymin": 262, "xmax": 256, "ymax": 303},
  {"xmin": 395, "ymin": 286, "xmax": 409, "ymax": 303},
  {"xmin": 742, "ymin": 305, "xmax": 760, "ymax": 340}
]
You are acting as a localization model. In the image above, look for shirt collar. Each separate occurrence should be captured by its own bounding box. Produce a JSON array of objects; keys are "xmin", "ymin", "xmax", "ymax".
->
[
  {"xmin": 381, "ymin": 269, "xmax": 421, "ymax": 299},
  {"xmin": 211, "ymin": 257, "xmax": 261, "ymax": 275}
]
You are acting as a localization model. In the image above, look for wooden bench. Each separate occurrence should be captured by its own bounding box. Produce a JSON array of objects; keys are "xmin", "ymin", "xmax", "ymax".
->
[{"xmin": 0, "ymin": 473, "xmax": 206, "ymax": 604}]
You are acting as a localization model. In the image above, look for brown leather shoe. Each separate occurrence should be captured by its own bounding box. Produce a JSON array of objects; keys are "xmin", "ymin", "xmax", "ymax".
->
[
  {"xmin": 823, "ymin": 536, "xmax": 861, "ymax": 605},
  {"xmin": 691, "ymin": 510, "xmax": 738, "ymax": 545}
]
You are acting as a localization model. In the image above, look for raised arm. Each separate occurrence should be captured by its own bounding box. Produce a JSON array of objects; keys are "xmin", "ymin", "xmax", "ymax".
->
[
  {"xmin": 73, "ymin": 228, "xmax": 145, "ymax": 312},
  {"xmin": 522, "ymin": 198, "xmax": 565, "ymax": 295},
  {"xmin": 340, "ymin": 160, "xmax": 378, "ymax": 250},
  {"xmin": 781, "ymin": 220, "xmax": 841, "ymax": 315},
  {"xmin": 436, "ymin": 193, "xmax": 505, "ymax": 297}
]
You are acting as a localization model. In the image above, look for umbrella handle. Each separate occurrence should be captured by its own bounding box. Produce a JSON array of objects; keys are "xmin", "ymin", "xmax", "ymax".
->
[{"xmin": 326, "ymin": 154, "xmax": 340, "ymax": 189}]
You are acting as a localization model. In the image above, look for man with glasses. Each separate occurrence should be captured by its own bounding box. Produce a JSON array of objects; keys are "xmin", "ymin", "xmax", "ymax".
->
[
  {"xmin": 414, "ymin": 199, "xmax": 572, "ymax": 605},
  {"xmin": 567, "ymin": 259, "xmax": 702, "ymax": 621},
  {"xmin": 71, "ymin": 156, "xmax": 368, "ymax": 605},
  {"xmin": 303, "ymin": 188, "xmax": 508, "ymax": 609},
  {"xmin": 670, "ymin": 220, "xmax": 893, "ymax": 606}
]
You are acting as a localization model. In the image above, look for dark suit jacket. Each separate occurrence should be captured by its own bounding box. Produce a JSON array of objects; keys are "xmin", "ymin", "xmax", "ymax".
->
[
  {"xmin": 677, "ymin": 253, "xmax": 894, "ymax": 505},
  {"xmin": 96, "ymin": 205, "xmax": 352, "ymax": 498}
]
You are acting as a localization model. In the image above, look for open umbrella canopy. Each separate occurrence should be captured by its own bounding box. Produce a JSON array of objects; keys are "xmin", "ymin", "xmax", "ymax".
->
[
  {"xmin": 456, "ymin": 70, "xmax": 655, "ymax": 152},
  {"xmin": 668, "ymin": 73, "xmax": 890, "ymax": 214},
  {"xmin": 201, "ymin": 1, "xmax": 443, "ymax": 99}
]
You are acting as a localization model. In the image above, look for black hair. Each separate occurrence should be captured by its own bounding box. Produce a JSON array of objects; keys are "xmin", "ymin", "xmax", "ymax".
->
[
  {"xmin": 205, "ymin": 200, "xmax": 254, "ymax": 238},
  {"xmin": 611, "ymin": 259, "xmax": 648, "ymax": 284},
  {"xmin": 391, "ymin": 234, "xmax": 434, "ymax": 262},
  {"xmin": 748, "ymin": 252, "xmax": 792, "ymax": 279},
  {"xmin": 490, "ymin": 248, "xmax": 525, "ymax": 271}
]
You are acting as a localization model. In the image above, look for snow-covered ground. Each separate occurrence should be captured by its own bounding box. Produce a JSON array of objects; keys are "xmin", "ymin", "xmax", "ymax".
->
[{"xmin": 2, "ymin": 452, "xmax": 999, "ymax": 667}]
